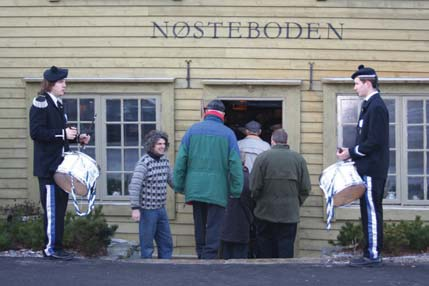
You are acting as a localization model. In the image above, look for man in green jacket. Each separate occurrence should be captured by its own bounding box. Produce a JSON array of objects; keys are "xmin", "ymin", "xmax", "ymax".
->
[
  {"xmin": 174, "ymin": 99, "xmax": 243, "ymax": 259},
  {"xmin": 250, "ymin": 128, "xmax": 311, "ymax": 258}
]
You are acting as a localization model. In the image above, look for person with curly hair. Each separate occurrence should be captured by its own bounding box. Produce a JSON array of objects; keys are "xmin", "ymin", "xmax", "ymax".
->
[{"xmin": 129, "ymin": 130, "xmax": 174, "ymax": 259}]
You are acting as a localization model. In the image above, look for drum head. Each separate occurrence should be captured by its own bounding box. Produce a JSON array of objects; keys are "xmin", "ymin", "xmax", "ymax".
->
[
  {"xmin": 54, "ymin": 173, "xmax": 88, "ymax": 196},
  {"xmin": 333, "ymin": 184, "xmax": 365, "ymax": 207}
]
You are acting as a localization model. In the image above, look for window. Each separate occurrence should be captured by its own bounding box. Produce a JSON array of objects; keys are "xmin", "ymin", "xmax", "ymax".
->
[
  {"xmin": 63, "ymin": 95, "xmax": 160, "ymax": 200},
  {"xmin": 337, "ymin": 94, "xmax": 429, "ymax": 205}
]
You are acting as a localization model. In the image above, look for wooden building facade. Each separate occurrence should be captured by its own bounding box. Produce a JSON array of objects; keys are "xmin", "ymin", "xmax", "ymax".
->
[{"xmin": 1, "ymin": 0, "xmax": 429, "ymax": 257}]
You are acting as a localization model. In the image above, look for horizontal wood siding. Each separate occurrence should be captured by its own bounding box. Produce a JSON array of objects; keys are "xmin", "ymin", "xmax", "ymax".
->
[{"xmin": 0, "ymin": 0, "xmax": 428, "ymax": 257}]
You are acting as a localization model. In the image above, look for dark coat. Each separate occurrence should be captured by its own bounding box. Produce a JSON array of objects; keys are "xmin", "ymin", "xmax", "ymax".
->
[
  {"xmin": 349, "ymin": 93, "xmax": 389, "ymax": 179},
  {"xmin": 250, "ymin": 145, "xmax": 311, "ymax": 223},
  {"xmin": 220, "ymin": 168, "xmax": 253, "ymax": 244},
  {"xmin": 29, "ymin": 92, "xmax": 74, "ymax": 178}
]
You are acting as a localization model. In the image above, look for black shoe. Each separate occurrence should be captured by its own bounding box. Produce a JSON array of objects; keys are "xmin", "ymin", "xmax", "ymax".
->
[
  {"xmin": 44, "ymin": 250, "xmax": 74, "ymax": 261},
  {"xmin": 349, "ymin": 256, "xmax": 382, "ymax": 267}
]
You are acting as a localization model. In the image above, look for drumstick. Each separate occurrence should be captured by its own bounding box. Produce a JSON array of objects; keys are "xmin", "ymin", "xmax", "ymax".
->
[{"xmin": 80, "ymin": 113, "xmax": 97, "ymax": 150}]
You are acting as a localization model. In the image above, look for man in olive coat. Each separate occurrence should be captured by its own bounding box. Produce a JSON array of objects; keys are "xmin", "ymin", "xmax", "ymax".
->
[{"xmin": 250, "ymin": 128, "xmax": 311, "ymax": 258}]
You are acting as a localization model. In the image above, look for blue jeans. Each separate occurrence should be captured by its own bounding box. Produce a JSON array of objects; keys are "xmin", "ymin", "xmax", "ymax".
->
[
  {"xmin": 139, "ymin": 207, "xmax": 173, "ymax": 259},
  {"xmin": 192, "ymin": 201, "xmax": 225, "ymax": 259}
]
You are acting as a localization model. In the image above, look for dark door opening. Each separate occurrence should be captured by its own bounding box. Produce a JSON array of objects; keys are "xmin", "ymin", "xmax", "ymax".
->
[{"xmin": 221, "ymin": 100, "xmax": 282, "ymax": 143}]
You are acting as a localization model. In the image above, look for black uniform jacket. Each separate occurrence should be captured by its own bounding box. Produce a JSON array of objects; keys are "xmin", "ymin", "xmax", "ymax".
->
[
  {"xmin": 30, "ymin": 92, "xmax": 73, "ymax": 178},
  {"xmin": 349, "ymin": 93, "xmax": 389, "ymax": 179}
]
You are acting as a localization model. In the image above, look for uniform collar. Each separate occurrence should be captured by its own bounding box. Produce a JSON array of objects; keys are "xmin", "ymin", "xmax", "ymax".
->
[
  {"xmin": 364, "ymin": 91, "xmax": 378, "ymax": 102},
  {"xmin": 47, "ymin": 92, "xmax": 62, "ymax": 108}
]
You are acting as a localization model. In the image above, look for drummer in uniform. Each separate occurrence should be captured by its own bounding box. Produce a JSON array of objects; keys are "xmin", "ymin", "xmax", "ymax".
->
[
  {"xmin": 30, "ymin": 66, "xmax": 90, "ymax": 260},
  {"xmin": 337, "ymin": 65, "xmax": 389, "ymax": 267}
]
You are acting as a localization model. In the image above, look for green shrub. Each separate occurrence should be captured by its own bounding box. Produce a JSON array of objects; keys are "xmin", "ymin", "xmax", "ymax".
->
[
  {"xmin": 329, "ymin": 221, "xmax": 363, "ymax": 251},
  {"xmin": 0, "ymin": 201, "xmax": 44, "ymax": 250},
  {"xmin": 383, "ymin": 222, "xmax": 409, "ymax": 255},
  {"xmin": 63, "ymin": 205, "xmax": 118, "ymax": 257},
  {"xmin": 0, "ymin": 202, "xmax": 118, "ymax": 257},
  {"xmin": 332, "ymin": 216, "xmax": 429, "ymax": 255}
]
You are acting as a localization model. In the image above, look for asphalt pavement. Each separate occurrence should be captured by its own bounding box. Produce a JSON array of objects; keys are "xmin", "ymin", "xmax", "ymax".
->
[{"xmin": 1, "ymin": 256, "xmax": 428, "ymax": 286}]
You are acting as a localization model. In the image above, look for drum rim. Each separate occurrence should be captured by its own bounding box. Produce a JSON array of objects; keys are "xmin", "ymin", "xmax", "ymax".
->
[{"xmin": 63, "ymin": 151, "xmax": 97, "ymax": 164}]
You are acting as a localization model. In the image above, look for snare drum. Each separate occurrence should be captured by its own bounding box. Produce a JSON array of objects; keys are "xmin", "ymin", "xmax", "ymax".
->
[
  {"xmin": 54, "ymin": 151, "xmax": 99, "ymax": 196},
  {"xmin": 319, "ymin": 161, "xmax": 365, "ymax": 207}
]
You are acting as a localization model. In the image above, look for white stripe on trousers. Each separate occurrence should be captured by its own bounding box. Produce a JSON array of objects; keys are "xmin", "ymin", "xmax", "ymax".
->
[
  {"xmin": 44, "ymin": 184, "xmax": 55, "ymax": 256},
  {"xmin": 364, "ymin": 177, "xmax": 379, "ymax": 258}
]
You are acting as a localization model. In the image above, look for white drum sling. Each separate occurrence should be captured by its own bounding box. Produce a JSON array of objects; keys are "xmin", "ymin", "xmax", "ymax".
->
[
  {"xmin": 319, "ymin": 161, "xmax": 366, "ymax": 229},
  {"xmin": 54, "ymin": 151, "xmax": 99, "ymax": 216}
]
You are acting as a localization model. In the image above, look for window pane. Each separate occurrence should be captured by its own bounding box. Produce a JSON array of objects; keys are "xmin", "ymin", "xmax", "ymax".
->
[
  {"xmin": 63, "ymin": 99, "xmax": 77, "ymax": 121},
  {"xmin": 124, "ymin": 124, "xmax": 139, "ymax": 146},
  {"xmin": 408, "ymin": 177, "xmax": 424, "ymax": 200},
  {"xmin": 408, "ymin": 126, "xmax": 423, "ymax": 149},
  {"xmin": 80, "ymin": 99, "xmax": 95, "ymax": 121},
  {"xmin": 124, "ymin": 149, "xmax": 139, "ymax": 171},
  {"xmin": 408, "ymin": 151, "xmax": 424, "ymax": 175},
  {"xmin": 408, "ymin": 100, "xmax": 423, "ymax": 124},
  {"xmin": 385, "ymin": 175, "xmax": 396, "ymax": 200},
  {"xmin": 124, "ymin": 99, "xmax": 138, "ymax": 122},
  {"xmin": 107, "ymin": 173, "xmax": 122, "ymax": 196},
  {"xmin": 389, "ymin": 151, "xmax": 396, "ymax": 173},
  {"xmin": 340, "ymin": 99, "xmax": 358, "ymax": 123},
  {"xmin": 80, "ymin": 123, "xmax": 95, "ymax": 146},
  {"xmin": 385, "ymin": 99, "xmax": 395, "ymax": 123},
  {"xmin": 124, "ymin": 173, "xmax": 133, "ymax": 196},
  {"xmin": 82, "ymin": 147, "xmax": 96, "ymax": 161},
  {"xmin": 389, "ymin": 125, "xmax": 395, "ymax": 148},
  {"xmin": 141, "ymin": 99, "xmax": 156, "ymax": 121},
  {"xmin": 342, "ymin": 125, "xmax": 357, "ymax": 148},
  {"xmin": 141, "ymin": 124, "xmax": 156, "ymax": 146},
  {"xmin": 106, "ymin": 124, "xmax": 121, "ymax": 146},
  {"xmin": 107, "ymin": 149, "xmax": 121, "ymax": 171},
  {"xmin": 106, "ymin": 99, "xmax": 121, "ymax": 122}
]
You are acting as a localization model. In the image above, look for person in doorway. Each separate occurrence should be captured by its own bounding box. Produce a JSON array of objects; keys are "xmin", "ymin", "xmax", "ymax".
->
[
  {"xmin": 174, "ymin": 99, "xmax": 243, "ymax": 259},
  {"xmin": 238, "ymin": 120, "xmax": 271, "ymax": 173},
  {"xmin": 337, "ymin": 65, "xmax": 389, "ymax": 267},
  {"xmin": 250, "ymin": 129, "xmax": 311, "ymax": 258},
  {"xmin": 129, "ymin": 130, "xmax": 174, "ymax": 259},
  {"xmin": 220, "ymin": 153, "xmax": 254, "ymax": 259},
  {"xmin": 30, "ymin": 66, "xmax": 90, "ymax": 260}
]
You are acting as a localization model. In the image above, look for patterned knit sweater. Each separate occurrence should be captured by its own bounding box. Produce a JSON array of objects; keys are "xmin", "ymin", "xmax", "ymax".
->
[{"xmin": 129, "ymin": 153, "xmax": 173, "ymax": 210}]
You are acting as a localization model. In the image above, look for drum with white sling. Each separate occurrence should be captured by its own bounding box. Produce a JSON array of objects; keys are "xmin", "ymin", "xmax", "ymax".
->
[
  {"xmin": 319, "ymin": 161, "xmax": 366, "ymax": 229},
  {"xmin": 54, "ymin": 151, "xmax": 99, "ymax": 216}
]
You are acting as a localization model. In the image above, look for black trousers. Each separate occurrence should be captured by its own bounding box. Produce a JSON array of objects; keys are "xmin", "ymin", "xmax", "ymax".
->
[
  {"xmin": 38, "ymin": 177, "xmax": 69, "ymax": 256},
  {"xmin": 255, "ymin": 218, "xmax": 297, "ymax": 258},
  {"xmin": 192, "ymin": 201, "xmax": 225, "ymax": 259},
  {"xmin": 360, "ymin": 176, "xmax": 385, "ymax": 259}
]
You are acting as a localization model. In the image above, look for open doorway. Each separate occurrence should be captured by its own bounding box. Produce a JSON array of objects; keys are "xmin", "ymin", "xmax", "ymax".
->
[{"xmin": 221, "ymin": 100, "xmax": 282, "ymax": 143}]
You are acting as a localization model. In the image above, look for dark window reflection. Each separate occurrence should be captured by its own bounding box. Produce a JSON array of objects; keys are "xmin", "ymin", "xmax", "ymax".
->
[
  {"xmin": 125, "ymin": 149, "xmax": 139, "ymax": 171},
  {"xmin": 107, "ymin": 149, "xmax": 121, "ymax": 171},
  {"xmin": 385, "ymin": 99, "xmax": 395, "ymax": 123},
  {"xmin": 80, "ymin": 99, "xmax": 95, "ymax": 121},
  {"xmin": 124, "ymin": 99, "xmax": 138, "ymax": 122},
  {"xmin": 342, "ymin": 125, "xmax": 357, "ymax": 148},
  {"xmin": 63, "ymin": 99, "xmax": 77, "ymax": 122},
  {"xmin": 107, "ymin": 124, "xmax": 121, "ymax": 146},
  {"xmin": 107, "ymin": 173, "xmax": 122, "ymax": 196},
  {"xmin": 141, "ymin": 99, "xmax": 156, "ymax": 121},
  {"xmin": 107, "ymin": 99, "xmax": 121, "ymax": 122},
  {"xmin": 408, "ymin": 151, "xmax": 423, "ymax": 175},
  {"xmin": 407, "ymin": 100, "xmax": 423, "ymax": 124},
  {"xmin": 124, "ymin": 124, "xmax": 139, "ymax": 146},
  {"xmin": 408, "ymin": 177, "xmax": 424, "ymax": 200}
]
